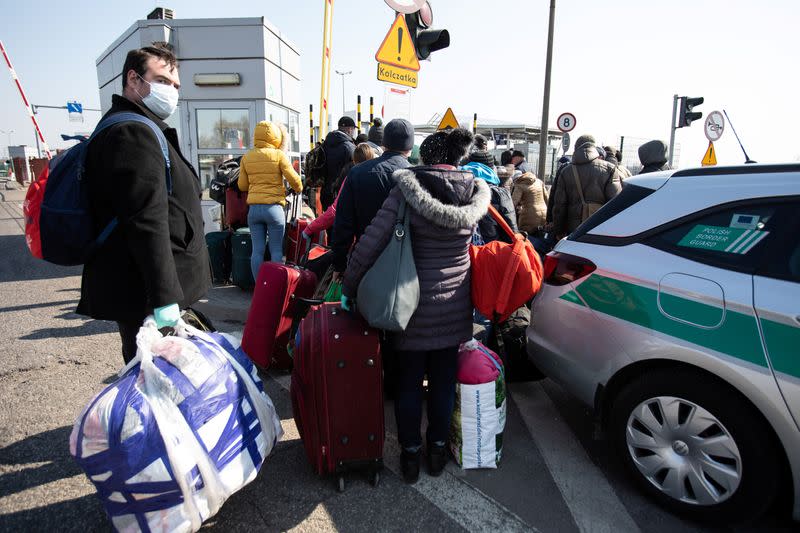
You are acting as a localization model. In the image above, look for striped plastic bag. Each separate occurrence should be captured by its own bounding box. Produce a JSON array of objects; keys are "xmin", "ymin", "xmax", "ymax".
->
[{"xmin": 70, "ymin": 318, "xmax": 282, "ymax": 532}]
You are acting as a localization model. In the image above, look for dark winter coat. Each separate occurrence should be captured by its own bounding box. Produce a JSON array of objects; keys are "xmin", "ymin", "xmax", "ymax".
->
[
  {"xmin": 342, "ymin": 166, "xmax": 491, "ymax": 351},
  {"xmin": 331, "ymin": 151, "xmax": 411, "ymax": 271},
  {"xmin": 638, "ymin": 140, "xmax": 670, "ymax": 174},
  {"xmin": 77, "ymin": 94, "xmax": 210, "ymax": 322},
  {"xmin": 546, "ymin": 162, "xmax": 570, "ymax": 224},
  {"xmin": 322, "ymin": 129, "xmax": 356, "ymax": 207},
  {"xmin": 478, "ymin": 185, "xmax": 518, "ymax": 244},
  {"xmin": 551, "ymin": 143, "xmax": 624, "ymax": 236}
]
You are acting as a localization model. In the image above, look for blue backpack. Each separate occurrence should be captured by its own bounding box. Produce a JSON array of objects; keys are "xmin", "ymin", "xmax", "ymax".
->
[{"xmin": 38, "ymin": 112, "xmax": 172, "ymax": 266}]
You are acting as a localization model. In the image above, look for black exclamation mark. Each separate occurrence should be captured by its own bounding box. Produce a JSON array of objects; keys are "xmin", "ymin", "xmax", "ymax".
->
[{"xmin": 397, "ymin": 27, "xmax": 403, "ymax": 61}]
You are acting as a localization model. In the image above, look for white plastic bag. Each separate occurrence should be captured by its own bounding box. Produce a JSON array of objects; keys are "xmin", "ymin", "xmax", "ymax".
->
[{"xmin": 70, "ymin": 318, "xmax": 282, "ymax": 532}]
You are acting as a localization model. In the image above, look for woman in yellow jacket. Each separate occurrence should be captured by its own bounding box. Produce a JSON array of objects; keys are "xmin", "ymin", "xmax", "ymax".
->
[{"xmin": 238, "ymin": 121, "xmax": 303, "ymax": 278}]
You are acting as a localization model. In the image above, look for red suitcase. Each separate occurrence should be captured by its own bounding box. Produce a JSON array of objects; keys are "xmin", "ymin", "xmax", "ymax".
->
[
  {"xmin": 241, "ymin": 262, "xmax": 316, "ymax": 370},
  {"xmin": 286, "ymin": 217, "xmax": 328, "ymax": 265},
  {"xmin": 285, "ymin": 194, "xmax": 327, "ymax": 265},
  {"xmin": 225, "ymin": 188, "xmax": 249, "ymax": 229},
  {"xmin": 291, "ymin": 303, "xmax": 384, "ymax": 491}
]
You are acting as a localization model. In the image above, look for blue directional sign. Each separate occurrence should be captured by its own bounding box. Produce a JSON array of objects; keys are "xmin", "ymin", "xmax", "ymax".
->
[{"xmin": 66, "ymin": 102, "xmax": 82, "ymax": 114}]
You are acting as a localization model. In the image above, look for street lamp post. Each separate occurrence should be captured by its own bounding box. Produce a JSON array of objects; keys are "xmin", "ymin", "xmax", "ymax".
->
[
  {"xmin": 538, "ymin": 0, "xmax": 556, "ymax": 182},
  {"xmin": 335, "ymin": 69, "xmax": 352, "ymax": 120}
]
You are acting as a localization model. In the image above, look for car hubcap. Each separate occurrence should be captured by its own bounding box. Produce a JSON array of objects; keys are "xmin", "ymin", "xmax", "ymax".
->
[{"xmin": 625, "ymin": 396, "xmax": 742, "ymax": 506}]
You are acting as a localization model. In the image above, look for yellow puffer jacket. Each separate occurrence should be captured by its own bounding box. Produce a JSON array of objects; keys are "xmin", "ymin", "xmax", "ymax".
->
[{"xmin": 238, "ymin": 121, "xmax": 302, "ymax": 206}]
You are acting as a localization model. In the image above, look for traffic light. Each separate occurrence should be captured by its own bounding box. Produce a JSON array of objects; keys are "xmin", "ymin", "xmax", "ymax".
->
[
  {"xmin": 404, "ymin": 2, "xmax": 449, "ymax": 60},
  {"xmin": 678, "ymin": 96, "xmax": 704, "ymax": 128}
]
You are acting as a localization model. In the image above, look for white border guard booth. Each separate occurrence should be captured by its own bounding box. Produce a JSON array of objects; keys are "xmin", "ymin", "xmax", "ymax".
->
[{"xmin": 96, "ymin": 12, "xmax": 302, "ymax": 192}]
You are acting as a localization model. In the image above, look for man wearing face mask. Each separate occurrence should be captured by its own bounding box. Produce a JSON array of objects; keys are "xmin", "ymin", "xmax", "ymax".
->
[{"xmin": 77, "ymin": 43, "xmax": 210, "ymax": 364}]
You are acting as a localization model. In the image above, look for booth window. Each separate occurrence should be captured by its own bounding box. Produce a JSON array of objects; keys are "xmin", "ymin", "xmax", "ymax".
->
[
  {"xmin": 197, "ymin": 109, "xmax": 251, "ymax": 149},
  {"xmin": 267, "ymin": 102, "xmax": 300, "ymax": 153}
]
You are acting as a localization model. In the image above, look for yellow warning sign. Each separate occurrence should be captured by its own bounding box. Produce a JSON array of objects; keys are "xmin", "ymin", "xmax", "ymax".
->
[
  {"xmin": 702, "ymin": 141, "xmax": 717, "ymax": 166},
  {"xmin": 437, "ymin": 108, "xmax": 459, "ymax": 130},
  {"xmin": 375, "ymin": 14, "xmax": 421, "ymax": 72},
  {"xmin": 377, "ymin": 63, "xmax": 418, "ymax": 88}
]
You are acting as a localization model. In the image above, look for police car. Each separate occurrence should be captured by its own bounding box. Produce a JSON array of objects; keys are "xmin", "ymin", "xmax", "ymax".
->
[{"xmin": 527, "ymin": 164, "xmax": 800, "ymax": 523}]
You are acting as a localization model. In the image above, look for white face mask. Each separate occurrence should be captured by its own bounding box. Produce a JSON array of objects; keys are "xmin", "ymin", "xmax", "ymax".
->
[{"xmin": 136, "ymin": 74, "xmax": 179, "ymax": 119}]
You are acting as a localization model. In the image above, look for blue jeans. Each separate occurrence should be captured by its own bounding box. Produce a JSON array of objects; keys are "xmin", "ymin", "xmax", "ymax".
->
[
  {"xmin": 394, "ymin": 346, "xmax": 459, "ymax": 449},
  {"xmin": 247, "ymin": 203, "xmax": 285, "ymax": 280}
]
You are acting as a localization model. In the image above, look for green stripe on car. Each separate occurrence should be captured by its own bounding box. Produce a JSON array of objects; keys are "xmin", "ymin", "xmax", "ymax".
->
[
  {"xmin": 759, "ymin": 319, "xmax": 800, "ymax": 380},
  {"xmin": 573, "ymin": 274, "xmax": 770, "ymax": 371},
  {"xmin": 559, "ymin": 290, "xmax": 585, "ymax": 306}
]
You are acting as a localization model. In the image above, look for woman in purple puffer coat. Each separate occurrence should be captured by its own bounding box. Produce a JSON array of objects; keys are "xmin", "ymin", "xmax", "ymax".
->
[{"xmin": 342, "ymin": 129, "xmax": 490, "ymax": 484}]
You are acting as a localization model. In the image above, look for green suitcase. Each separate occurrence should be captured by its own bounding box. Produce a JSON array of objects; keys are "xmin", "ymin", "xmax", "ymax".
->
[{"xmin": 205, "ymin": 231, "xmax": 232, "ymax": 284}]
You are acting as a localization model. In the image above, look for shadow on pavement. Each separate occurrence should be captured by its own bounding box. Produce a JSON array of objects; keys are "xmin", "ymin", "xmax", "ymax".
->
[
  {"xmin": 0, "ymin": 300, "xmax": 78, "ymax": 314},
  {"xmin": 20, "ymin": 320, "xmax": 117, "ymax": 340},
  {"xmin": 0, "ymin": 235, "xmax": 81, "ymax": 283},
  {"xmin": 0, "ymin": 494, "xmax": 108, "ymax": 533},
  {"xmin": 0, "ymin": 426, "xmax": 83, "ymax": 501}
]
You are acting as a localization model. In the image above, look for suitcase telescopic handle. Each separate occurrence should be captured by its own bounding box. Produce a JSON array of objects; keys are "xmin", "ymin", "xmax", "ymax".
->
[
  {"xmin": 297, "ymin": 297, "xmax": 325, "ymax": 306},
  {"xmin": 293, "ymin": 297, "xmax": 326, "ymax": 323}
]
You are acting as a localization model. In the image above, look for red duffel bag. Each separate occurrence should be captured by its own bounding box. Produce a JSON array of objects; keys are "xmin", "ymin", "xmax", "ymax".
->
[{"xmin": 469, "ymin": 205, "xmax": 543, "ymax": 323}]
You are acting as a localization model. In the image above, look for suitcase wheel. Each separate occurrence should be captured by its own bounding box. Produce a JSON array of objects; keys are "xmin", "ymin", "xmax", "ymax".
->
[
  {"xmin": 370, "ymin": 470, "xmax": 381, "ymax": 487},
  {"xmin": 336, "ymin": 476, "xmax": 346, "ymax": 493}
]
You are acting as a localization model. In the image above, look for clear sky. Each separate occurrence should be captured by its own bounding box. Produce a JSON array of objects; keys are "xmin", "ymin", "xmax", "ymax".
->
[{"xmin": 1, "ymin": 0, "xmax": 798, "ymax": 167}]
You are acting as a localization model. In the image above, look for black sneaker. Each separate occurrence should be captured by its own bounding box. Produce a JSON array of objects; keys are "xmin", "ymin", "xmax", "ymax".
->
[
  {"xmin": 400, "ymin": 449, "xmax": 421, "ymax": 484},
  {"xmin": 427, "ymin": 444, "xmax": 447, "ymax": 477}
]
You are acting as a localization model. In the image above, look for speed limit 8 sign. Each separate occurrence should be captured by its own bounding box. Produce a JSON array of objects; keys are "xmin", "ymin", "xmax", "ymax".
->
[{"xmin": 557, "ymin": 112, "xmax": 576, "ymax": 133}]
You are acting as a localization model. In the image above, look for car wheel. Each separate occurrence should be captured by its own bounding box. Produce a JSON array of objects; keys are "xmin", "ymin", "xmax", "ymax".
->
[{"xmin": 609, "ymin": 369, "xmax": 781, "ymax": 523}]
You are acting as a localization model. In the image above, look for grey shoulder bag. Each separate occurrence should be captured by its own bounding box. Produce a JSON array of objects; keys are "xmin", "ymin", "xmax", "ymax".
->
[{"xmin": 357, "ymin": 197, "xmax": 420, "ymax": 332}]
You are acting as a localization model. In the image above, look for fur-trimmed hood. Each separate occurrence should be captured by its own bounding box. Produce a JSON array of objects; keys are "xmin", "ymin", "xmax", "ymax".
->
[{"xmin": 393, "ymin": 167, "xmax": 490, "ymax": 229}]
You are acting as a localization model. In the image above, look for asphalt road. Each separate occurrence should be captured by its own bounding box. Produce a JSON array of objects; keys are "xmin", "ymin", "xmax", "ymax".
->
[{"xmin": 0, "ymin": 187, "xmax": 795, "ymax": 532}]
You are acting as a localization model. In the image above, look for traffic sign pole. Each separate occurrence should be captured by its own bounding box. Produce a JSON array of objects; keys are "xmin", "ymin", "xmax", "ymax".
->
[
  {"xmin": 668, "ymin": 93, "xmax": 678, "ymax": 167},
  {"xmin": 318, "ymin": 0, "xmax": 334, "ymax": 139},
  {"xmin": 537, "ymin": 0, "xmax": 556, "ymax": 183}
]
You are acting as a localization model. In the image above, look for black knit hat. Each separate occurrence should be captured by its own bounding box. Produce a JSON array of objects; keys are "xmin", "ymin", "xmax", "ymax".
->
[
  {"xmin": 420, "ymin": 128, "xmax": 474, "ymax": 166},
  {"xmin": 383, "ymin": 118, "xmax": 415, "ymax": 152},
  {"xmin": 368, "ymin": 117, "xmax": 383, "ymax": 145},
  {"xmin": 338, "ymin": 116, "xmax": 356, "ymax": 128},
  {"xmin": 473, "ymin": 134, "xmax": 488, "ymax": 151}
]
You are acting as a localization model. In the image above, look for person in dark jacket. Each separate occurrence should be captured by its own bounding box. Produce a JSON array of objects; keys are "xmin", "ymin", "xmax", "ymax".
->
[
  {"xmin": 638, "ymin": 139, "xmax": 671, "ymax": 174},
  {"xmin": 511, "ymin": 149, "xmax": 534, "ymax": 174},
  {"xmin": 366, "ymin": 117, "xmax": 384, "ymax": 156},
  {"xmin": 342, "ymin": 128, "xmax": 491, "ymax": 483},
  {"xmin": 321, "ymin": 116, "xmax": 356, "ymax": 209},
  {"xmin": 331, "ymin": 118, "xmax": 414, "ymax": 273},
  {"xmin": 78, "ymin": 44, "xmax": 210, "ymax": 363},
  {"xmin": 603, "ymin": 145, "xmax": 632, "ymax": 179},
  {"xmin": 551, "ymin": 135, "xmax": 624, "ymax": 238},
  {"xmin": 472, "ymin": 164, "xmax": 518, "ymax": 244},
  {"xmin": 546, "ymin": 155, "xmax": 571, "ymax": 225},
  {"xmin": 468, "ymin": 133, "xmax": 497, "ymax": 167}
]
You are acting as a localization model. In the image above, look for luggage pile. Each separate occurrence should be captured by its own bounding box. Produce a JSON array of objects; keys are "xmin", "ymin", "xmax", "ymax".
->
[
  {"xmin": 70, "ymin": 318, "xmax": 282, "ymax": 533},
  {"xmin": 205, "ymin": 155, "xmax": 325, "ymax": 290},
  {"xmin": 238, "ymin": 259, "xmax": 384, "ymax": 491}
]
